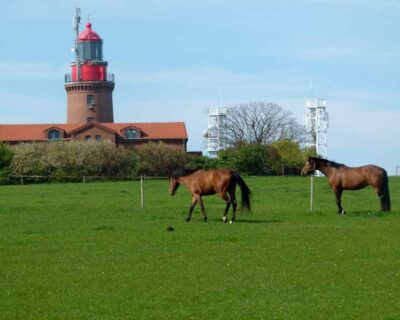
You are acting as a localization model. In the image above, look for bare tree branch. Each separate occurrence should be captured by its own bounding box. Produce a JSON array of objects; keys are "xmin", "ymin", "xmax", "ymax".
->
[{"xmin": 208, "ymin": 101, "xmax": 305, "ymax": 147}]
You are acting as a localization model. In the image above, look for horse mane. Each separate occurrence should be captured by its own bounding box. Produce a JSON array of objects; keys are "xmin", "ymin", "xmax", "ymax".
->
[
  {"xmin": 310, "ymin": 157, "xmax": 347, "ymax": 169},
  {"xmin": 171, "ymin": 168, "xmax": 200, "ymax": 179}
]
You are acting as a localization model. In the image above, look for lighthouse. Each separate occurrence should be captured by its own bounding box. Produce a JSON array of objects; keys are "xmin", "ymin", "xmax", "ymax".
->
[
  {"xmin": 0, "ymin": 8, "xmax": 188, "ymax": 151},
  {"xmin": 65, "ymin": 9, "xmax": 115, "ymax": 124}
]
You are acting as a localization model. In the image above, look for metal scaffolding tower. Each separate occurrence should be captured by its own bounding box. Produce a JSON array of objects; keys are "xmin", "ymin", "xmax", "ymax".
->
[
  {"xmin": 304, "ymin": 98, "xmax": 329, "ymax": 159},
  {"xmin": 203, "ymin": 107, "xmax": 228, "ymax": 157}
]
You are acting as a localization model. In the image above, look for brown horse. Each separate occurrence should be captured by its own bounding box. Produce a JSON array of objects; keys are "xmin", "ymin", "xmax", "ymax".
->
[
  {"xmin": 169, "ymin": 168, "xmax": 251, "ymax": 223},
  {"xmin": 301, "ymin": 157, "xmax": 391, "ymax": 214}
]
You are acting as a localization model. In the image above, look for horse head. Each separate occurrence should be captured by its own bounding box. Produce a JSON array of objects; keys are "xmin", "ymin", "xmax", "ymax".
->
[
  {"xmin": 301, "ymin": 157, "xmax": 317, "ymax": 176},
  {"xmin": 169, "ymin": 177, "xmax": 180, "ymax": 195}
]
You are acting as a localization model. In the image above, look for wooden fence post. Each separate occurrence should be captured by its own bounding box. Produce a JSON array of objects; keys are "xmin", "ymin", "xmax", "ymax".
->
[
  {"xmin": 310, "ymin": 175, "xmax": 314, "ymax": 212},
  {"xmin": 140, "ymin": 175, "xmax": 144, "ymax": 209}
]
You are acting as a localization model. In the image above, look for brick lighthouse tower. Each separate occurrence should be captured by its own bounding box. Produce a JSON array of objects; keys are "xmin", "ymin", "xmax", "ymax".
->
[{"xmin": 65, "ymin": 9, "xmax": 115, "ymax": 124}]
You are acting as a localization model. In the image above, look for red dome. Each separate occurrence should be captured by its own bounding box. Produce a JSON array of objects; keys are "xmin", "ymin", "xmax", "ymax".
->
[{"xmin": 79, "ymin": 23, "xmax": 102, "ymax": 42}]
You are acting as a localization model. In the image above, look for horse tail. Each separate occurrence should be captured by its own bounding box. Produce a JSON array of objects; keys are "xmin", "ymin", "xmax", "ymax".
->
[
  {"xmin": 233, "ymin": 173, "xmax": 252, "ymax": 212},
  {"xmin": 381, "ymin": 170, "xmax": 391, "ymax": 211}
]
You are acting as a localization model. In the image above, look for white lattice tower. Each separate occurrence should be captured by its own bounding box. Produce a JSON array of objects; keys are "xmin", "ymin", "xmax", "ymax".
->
[
  {"xmin": 304, "ymin": 98, "xmax": 329, "ymax": 159},
  {"xmin": 203, "ymin": 107, "xmax": 227, "ymax": 157}
]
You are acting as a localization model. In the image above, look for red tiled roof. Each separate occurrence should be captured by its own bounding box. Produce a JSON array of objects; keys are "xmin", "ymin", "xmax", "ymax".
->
[
  {"xmin": 108, "ymin": 122, "xmax": 188, "ymax": 139},
  {"xmin": 0, "ymin": 122, "xmax": 188, "ymax": 142}
]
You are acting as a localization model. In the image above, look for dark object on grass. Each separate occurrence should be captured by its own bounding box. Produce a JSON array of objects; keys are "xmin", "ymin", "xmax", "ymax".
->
[{"xmin": 167, "ymin": 226, "xmax": 174, "ymax": 231}]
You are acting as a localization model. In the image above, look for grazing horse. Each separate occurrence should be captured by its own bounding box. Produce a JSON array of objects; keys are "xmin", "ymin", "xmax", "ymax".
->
[
  {"xmin": 169, "ymin": 169, "xmax": 251, "ymax": 223},
  {"xmin": 301, "ymin": 157, "xmax": 391, "ymax": 214}
]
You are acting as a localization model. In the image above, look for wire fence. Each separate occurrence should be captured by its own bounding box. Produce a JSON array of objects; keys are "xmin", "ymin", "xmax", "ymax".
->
[
  {"xmin": 7, "ymin": 174, "xmax": 170, "ymax": 185},
  {"xmin": 6, "ymin": 173, "xmax": 315, "ymax": 211},
  {"xmin": 7, "ymin": 171, "xmax": 305, "ymax": 185}
]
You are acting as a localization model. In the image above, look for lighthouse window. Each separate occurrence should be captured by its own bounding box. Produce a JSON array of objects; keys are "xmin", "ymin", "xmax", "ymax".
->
[
  {"xmin": 87, "ymin": 95, "xmax": 94, "ymax": 106},
  {"xmin": 78, "ymin": 42, "xmax": 103, "ymax": 61},
  {"xmin": 48, "ymin": 130, "xmax": 61, "ymax": 140},
  {"xmin": 124, "ymin": 129, "xmax": 138, "ymax": 139}
]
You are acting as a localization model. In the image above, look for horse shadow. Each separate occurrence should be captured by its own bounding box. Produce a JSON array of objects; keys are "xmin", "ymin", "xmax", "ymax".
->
[
  {"xmin": 346, "ymin": 210, "xmax": 400, "ymax": 218},
  {"xmin": 207, "ymin": 217, "xmax": 283, "ymax": 224}
]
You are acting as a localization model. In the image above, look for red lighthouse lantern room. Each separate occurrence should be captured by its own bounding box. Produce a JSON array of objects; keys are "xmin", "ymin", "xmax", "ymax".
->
[{"xmin": 71, "ymin": 23, "xmax": 107, "ymax": 81}]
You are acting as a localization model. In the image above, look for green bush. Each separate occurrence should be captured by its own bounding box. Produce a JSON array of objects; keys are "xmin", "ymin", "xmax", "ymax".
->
[
  {"xmin": 272, "ymin": 140, "xmax": 317, "ymax": 175},
  {"xmin": 186, "ymin": 155, "xmax": 221, "ymax": 170},
  {"xmin": 0, "ymin": 143, "xmax": 13, "ymax": 184},
  {"xmin": 219, "ymin": 143, "xmax": 282, "ymax": 175},
  {"xmin": 136, "ymin": 142, "xmax": 190, "ymax": 176},
  {"xmin": 10, "ymin": 141, "xmax": 136, "ymax": 178}
]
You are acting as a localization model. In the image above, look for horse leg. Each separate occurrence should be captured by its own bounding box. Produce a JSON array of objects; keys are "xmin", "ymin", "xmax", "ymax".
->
[
  {"xmin": 373, "ymin": 186, "xmax": 382, "ymax": 207},
  {"xmin": 220, "ymin": 192, "xmax": 231, "ymax": 223},
  {"xmin": 230, "ymin": 194, "xmax": 238, "ymax": 223},
  {"xmin": 186, "ymin": 196, "xmax": 197, "ymax": 222},
  {"xmin": 374, "ymin": 186, "xmax": 386, "ymax": 211},
  {"xmin": 198, "ymin": 196, "xmax": 207, "ymax": 222},
  {"xmin": 334, "ymin": 189, "xmax": 345, "ymax": 214}
]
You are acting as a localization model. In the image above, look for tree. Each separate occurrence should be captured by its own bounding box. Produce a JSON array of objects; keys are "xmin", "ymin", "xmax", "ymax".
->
[{"xmin": 210, "ymin": 101, "xmax": 305, "ymax": 147}]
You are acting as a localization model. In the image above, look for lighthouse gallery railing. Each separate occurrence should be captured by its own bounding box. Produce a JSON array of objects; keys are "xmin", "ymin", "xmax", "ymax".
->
[{"xmin": 64, "ymin": 73, "xmax": 115, "ymax": 83}]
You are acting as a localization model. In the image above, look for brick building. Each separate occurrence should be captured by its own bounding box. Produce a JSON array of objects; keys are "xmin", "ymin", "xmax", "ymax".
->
[{"xmin": 0, "ymin": 19, "xmax": 188, "ymax": 150}]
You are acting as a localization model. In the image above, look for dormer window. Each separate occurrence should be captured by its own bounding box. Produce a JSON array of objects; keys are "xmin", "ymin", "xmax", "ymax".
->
[
  {"xmin": 124, "ymin": 129, "xmax": 139, "ymax": 139},
  {"xmin": 48, "ymin": 130, "xmax": 61, "ymax": 140}
]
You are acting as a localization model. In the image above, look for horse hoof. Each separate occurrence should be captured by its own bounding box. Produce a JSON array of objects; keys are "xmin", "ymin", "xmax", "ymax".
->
[
  {"xmin": 204, "ymin": 217, "xmax": 208, "ymax": 223},
  {"xmin": 222, "ymin": 217, "xmax": 228, "ymax": 223},
  {"xmin": 230, "ymin": 220, "xmax": 234, "ymax": 224},
  {"xmin": 185, "ymin": 218, "xmax": 191, "ymax": 222}
]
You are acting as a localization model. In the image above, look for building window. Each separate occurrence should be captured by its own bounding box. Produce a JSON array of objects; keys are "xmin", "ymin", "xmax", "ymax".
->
[
  {"xmin": 87, "ymin": 95, "xmax": 94, "ymax": 106},
  {"xmin": 85, "ymin": 135, "xmax": 92, "ymax": 141},
  {"xmin": 87, "ymin": 117, "xmax": 95, "ymax": 122},
  {"xmin": 95, "ymin": 135, "xmax": 102, "ymax": 141},
  {"xmin": 48, "ymin": 130, "xmax": 61, "ymax": 140},
  {"xmin": 124, "ymin": 129, "xmax": 138, "ymax": 139}
]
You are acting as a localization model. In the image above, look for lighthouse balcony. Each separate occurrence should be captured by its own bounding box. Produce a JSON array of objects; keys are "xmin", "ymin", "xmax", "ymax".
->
[{"xmin": 64, "ymin": 72, "xmax": 115, "ymax": 83}]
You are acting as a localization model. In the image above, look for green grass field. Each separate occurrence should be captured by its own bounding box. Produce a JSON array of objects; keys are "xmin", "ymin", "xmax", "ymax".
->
[{"xmin": 1, "ymin": 176, "xmax": 400, "ymax": 319}]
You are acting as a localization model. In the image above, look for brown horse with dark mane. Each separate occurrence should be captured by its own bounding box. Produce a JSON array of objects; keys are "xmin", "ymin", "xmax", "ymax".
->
[
  {"xmin": 169, "ymin": 168, "xmax": 251, "ymax": 223},
  {"xmin": 301, "ymin": 157, "xmax": 391, "ymax": 214}
]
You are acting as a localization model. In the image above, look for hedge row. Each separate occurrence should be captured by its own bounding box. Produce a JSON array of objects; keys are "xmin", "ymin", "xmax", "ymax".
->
[{"xmin": 0, "ymin": 140, "xmax": 314, "ymax": 184}]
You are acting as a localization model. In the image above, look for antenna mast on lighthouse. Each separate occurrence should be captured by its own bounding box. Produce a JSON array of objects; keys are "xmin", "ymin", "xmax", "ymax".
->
[{"xmin": 73, "ymin": 7, "xmax": 81, "ymax": 81}]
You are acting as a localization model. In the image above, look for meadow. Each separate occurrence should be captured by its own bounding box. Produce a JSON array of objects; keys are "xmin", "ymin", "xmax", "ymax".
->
[{"xmin": 1, "ymin": 176, "xmax": 400, "ymax": 319}]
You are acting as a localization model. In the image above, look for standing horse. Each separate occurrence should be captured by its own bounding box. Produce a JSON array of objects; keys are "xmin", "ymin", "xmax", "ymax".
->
[
  {"xmin": 169, "ymin": 168, "xmax": 251, "ymax": 223},
  {"xmin": 301, "ymin": 157, "xmax": 391, "ymax": 214}
]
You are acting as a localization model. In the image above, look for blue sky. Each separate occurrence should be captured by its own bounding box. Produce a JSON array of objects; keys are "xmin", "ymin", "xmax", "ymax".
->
[{"xmin": 1, "ymin": 0, "xmax": 400, "ymax": 173}]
